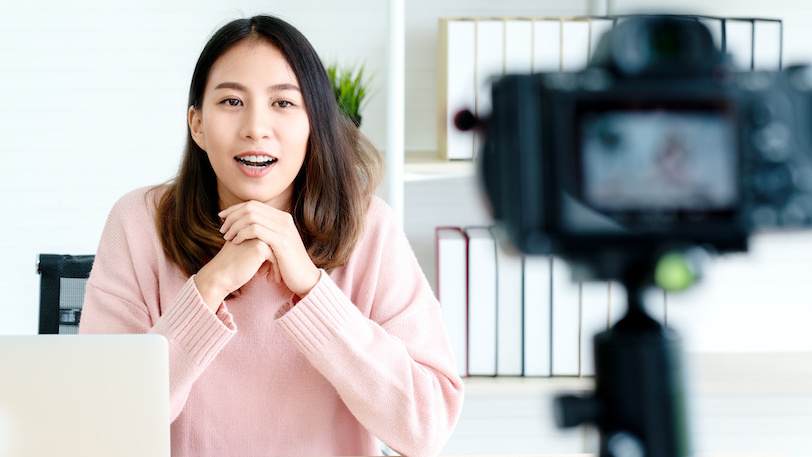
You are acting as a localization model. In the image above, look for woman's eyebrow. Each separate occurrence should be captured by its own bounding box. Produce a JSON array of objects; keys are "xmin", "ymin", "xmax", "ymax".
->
[
  {"xmin": 213, "ymin": 81, "xmax": 247, "ymax": 91},
  {"xmin": 268, "ymin": 83, "xmax": 301, "ymax": 93},
  {"xmin": 212, "ymin": 82, "xmax": 300, "ymax": 92}
]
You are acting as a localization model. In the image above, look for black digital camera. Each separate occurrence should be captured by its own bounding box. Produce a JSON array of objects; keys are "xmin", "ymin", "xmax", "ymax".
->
[{"xmin": 480, "ymin": 15, "xmax": 812, "ymax": 280}]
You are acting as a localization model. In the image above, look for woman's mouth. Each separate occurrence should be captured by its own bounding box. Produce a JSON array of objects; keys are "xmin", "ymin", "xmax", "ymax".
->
[{"xmin": 235, "ymin": 155, "xmax": 278, "ymax": 169}]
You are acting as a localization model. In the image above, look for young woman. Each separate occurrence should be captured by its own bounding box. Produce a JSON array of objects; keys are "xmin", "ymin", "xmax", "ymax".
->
[{"xmin": 79, "ymin": 15, "xmax": 464, "ymax": 457}]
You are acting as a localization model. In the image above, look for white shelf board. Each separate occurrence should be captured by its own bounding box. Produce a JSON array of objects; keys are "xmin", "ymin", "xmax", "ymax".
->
[
  {"xmin": 463, "ymin": 375, "xmax": 594, "ymax": 394},
  {"xmin": 461, "ymin": 352, "xmax": 812, "ymax": 394},
  {"xmin": 404, "ymin": 150, "xmax": 475, "ymax": 181}
]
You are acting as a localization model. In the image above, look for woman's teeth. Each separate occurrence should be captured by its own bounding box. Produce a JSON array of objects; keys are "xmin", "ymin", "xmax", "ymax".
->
[{"xmin": 236, "ymin": 155, "xmax": 277, "ymax": 168}]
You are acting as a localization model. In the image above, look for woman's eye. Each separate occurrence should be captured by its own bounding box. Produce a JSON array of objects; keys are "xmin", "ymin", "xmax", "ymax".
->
[
  {"xmin": 223, "ymin": 98, "xmax": 242, "ymax": 106},
  {"xmin": 275, "ymin": 100, "xmax": 293, "ymax": 108}
]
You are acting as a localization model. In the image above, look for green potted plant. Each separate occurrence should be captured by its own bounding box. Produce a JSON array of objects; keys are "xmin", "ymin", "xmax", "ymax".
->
[{"xmin": 325, "ymin": 62, "xmax": 371, "ymax": 127}]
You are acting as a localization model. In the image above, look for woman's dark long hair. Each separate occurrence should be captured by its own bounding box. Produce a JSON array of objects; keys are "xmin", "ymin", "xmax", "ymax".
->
[{"xmin": 156, "ymin": 15, "xmax": 383, "ymax": 277}]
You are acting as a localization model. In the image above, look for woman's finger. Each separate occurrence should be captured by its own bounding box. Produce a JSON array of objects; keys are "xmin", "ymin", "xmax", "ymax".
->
[
  {"xmin": 217, "ymin": 200, "xmax": 249, "ymax": 219},
  {"xmin": 218, "ymin": 201, "xmax": 263, "ymax": 235},
  {"xmin": 223, "ymin": 214, "xmax": 269, "ymax": 241},
  {"xmin": 258, "ymin": 260, "xmax": 271, "ymax": 277},
  {"xmin": 230, "ymin": 223, "xmax": 277, "ymax": 245},
  {"xmin": 272, "ymin": 261, "xmax": 282, "ymax": 283},
  {"xmin": 220, "ymin": 203, "xmax": 279, "ymax": 240},
  {"xmin": 217, "ymin": 202, "xmax": 247, "ymax": 233}
]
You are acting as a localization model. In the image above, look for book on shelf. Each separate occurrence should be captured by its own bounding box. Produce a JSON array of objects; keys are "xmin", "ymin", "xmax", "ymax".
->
[
  {"xmin": 504, "ymin": 19, "xmax": 533, "ymax": 75},
  {"xmin": 580, "ymin": 282, "xmax": 610, "ymax": 376},
  {"xmin": 561, "ymin": 19, "xmax": 591, "ymax": 71},
  {"xmin": 474, "ymin": 19, "xmax": 504, "ymax": 161},
  {"xmin": 464, "ymin": 226, "xmax": 498, "ymax": 376},
  {"xmin": 437, "ymin": 18, "xmax": 476, "ymax": 161},
  {"xmin": 725, "ymin": 19, "xmax": 755, "ymax": 70},
  {"xmin": 588, "ymin": 18, "xmax": 615, "ymax": 61},
  {"xmin": 551, "ymin": 257, "xmax": 581, "ymax": 376},
  {"xmin": 649, "ymin": 288, "xmax": 668, "ymax": 326},
  {"xmin": 522, "ymin": 255, "xmax": 551, "ymax": 377},
  {"xmin": 490, "ymin": 226, "xmax": 523, "ymax": 376},
  {"xmin": 753, "ymin": 19, "xmax": 782, "ymax": 70},
  {"xmin": 699, "ymin": 17, "xmax": 724, "ymax": 52},
  {"xmin": 533, "ymin": 19, "xmax": 562, "ymax": 72},
  {"xmin": 608, "ymin": 281, "xmax": 625, "ymax": 326},
  {"xmin": 435, "ymin": 226, "xmax": 469, "ymax": 377}
]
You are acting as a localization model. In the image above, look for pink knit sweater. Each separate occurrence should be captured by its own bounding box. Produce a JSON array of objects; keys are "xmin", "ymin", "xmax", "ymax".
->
[{"xmin": 79, "ymin": 186, "xmax": 464, "ymax": 457}]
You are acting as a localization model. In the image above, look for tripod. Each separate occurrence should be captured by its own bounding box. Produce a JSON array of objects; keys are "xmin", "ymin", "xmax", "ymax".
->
[{"xmin": 554, "ymin": 262, "xmax": 691, "ymax": 457}]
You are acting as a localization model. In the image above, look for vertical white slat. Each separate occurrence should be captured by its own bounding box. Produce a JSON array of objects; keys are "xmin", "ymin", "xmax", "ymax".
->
[{"xmin": 386, "ymin": 0, "xmax": 405, "ymax": 223}]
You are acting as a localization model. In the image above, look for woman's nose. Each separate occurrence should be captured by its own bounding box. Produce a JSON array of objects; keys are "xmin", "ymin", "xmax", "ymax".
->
[{"xmin": 240, "ymin": 106, "xmax": 272, "ymax": 140}]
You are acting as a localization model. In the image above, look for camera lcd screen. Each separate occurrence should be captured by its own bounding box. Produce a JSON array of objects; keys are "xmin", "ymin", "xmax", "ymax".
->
[{"xmin": 579, "ymin": 110, "xmax": 738, "ymax": 214}]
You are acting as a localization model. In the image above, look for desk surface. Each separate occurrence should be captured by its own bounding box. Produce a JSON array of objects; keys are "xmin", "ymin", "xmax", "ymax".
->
[{"xmin": 691, "ymin": 352, "xmax": 812, "ymax": 391}]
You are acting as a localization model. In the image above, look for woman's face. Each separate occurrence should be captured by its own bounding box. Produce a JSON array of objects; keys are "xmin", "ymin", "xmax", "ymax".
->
[{"xmin": 189, "ymin": 38, "xmax": 310, "ymax": 210}]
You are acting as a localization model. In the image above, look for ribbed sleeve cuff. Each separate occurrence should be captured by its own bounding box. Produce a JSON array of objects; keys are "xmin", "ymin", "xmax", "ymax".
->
[
  {"xmin": 151, "ymin": 276, "xmax": 236, "ymax": 369},
  {"xmin": 275, "ymin": 271, "xmax": 357, "ymax": 355}
]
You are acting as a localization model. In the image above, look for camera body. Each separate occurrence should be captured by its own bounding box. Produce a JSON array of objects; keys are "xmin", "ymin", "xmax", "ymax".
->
[{"xmin": 481, "ymin": 15, "xmax": 812, "ymax": 280}]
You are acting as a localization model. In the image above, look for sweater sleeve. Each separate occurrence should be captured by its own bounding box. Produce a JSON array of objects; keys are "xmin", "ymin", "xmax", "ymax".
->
[
  {"xmin": 275, "ymin": 200, "xmax": 465, "ymax": 457},
  {"xmin": 78, "ymin": 188, "xmax": 236, "ymax": 422}
]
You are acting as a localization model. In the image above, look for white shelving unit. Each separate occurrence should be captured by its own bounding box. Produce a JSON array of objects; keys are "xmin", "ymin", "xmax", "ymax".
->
[{"xmin": 389, "ymin": 2, "xmax": 812, "ymax": 456}]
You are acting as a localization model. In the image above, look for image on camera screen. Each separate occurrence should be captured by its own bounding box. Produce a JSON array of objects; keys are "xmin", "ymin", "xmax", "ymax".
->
[{"xmin": 580, "ymin": 110, "xmax": 738, "ymax": 213}]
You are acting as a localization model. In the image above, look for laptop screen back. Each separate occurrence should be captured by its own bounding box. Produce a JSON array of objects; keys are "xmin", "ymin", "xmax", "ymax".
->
[{"xmin": 0, "ymin": 334, "xmax": 170, "ymax": 457}]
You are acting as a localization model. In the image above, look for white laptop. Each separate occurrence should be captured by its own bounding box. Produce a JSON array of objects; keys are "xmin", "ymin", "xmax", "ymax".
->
[{"xmin": 0, "ymin": 334, "xmax": 170, "ymax": 457}]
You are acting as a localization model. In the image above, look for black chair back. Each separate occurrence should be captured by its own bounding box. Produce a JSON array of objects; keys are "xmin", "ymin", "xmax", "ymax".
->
[{"xmin": 37, "ymin": 254, "xmax": 95, "ymax": 334}]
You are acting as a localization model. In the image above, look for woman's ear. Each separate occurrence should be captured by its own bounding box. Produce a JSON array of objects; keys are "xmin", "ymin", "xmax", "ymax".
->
[{"xmin": 188, "ymin": 106, "xmax": 206, "ymax": 150}]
